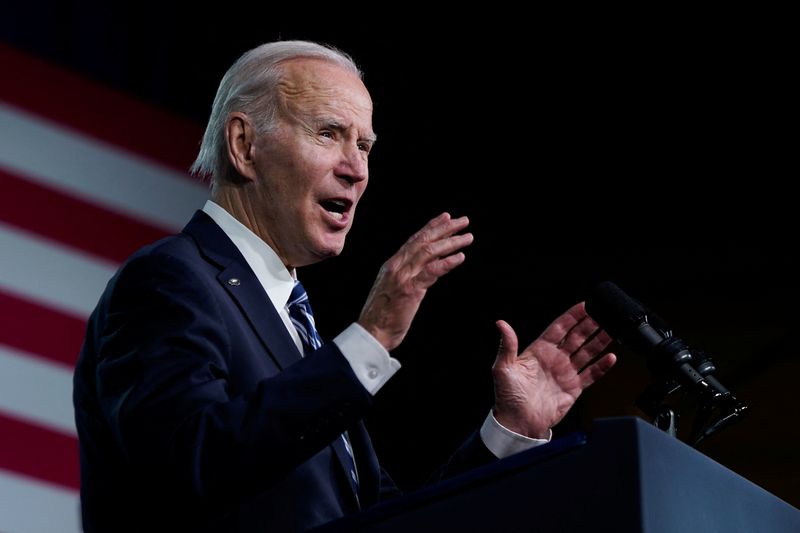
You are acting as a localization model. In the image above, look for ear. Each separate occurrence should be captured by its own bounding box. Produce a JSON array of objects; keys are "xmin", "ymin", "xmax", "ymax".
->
[{"xmin": 224, "ymin": 112, "xmax": 258, "ymax": 181}]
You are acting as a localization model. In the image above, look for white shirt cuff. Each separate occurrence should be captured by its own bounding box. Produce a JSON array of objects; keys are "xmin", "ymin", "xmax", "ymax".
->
[
  {"xmin": 479, "ymin": 411, "xmax": 552, "ymax": 459},
  {"xmin": 333, "ymin": 323, "xmax": 401, "ymax": 395}
]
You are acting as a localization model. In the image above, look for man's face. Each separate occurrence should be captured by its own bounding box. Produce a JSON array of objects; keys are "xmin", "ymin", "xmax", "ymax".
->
[{"xmin": 250, "ymin": 58, "xmax": 375, "ymax": 269}]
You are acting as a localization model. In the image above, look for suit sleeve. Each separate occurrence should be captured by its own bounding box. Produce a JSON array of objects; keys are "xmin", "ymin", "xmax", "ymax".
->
[
  {"xmin": 87, "ymin": 250, "xmax": 374, "ymax": 502},
  {"xmin": 425, "ymin": 430, "xmax": 497, "ymax": 484}
]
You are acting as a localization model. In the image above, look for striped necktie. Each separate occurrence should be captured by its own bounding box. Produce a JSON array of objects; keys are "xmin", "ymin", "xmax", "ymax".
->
[
  {"xmin": 286, "ymin": 280, "xmax": 359, "ymax": 495},
  {"xmin": 286, "ymin": 280, "xmax": 323, "ymax": 352}
]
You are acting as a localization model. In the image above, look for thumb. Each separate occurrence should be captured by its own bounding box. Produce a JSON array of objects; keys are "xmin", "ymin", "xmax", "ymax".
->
[{"xmin": 494, "ymin": 320, "xmax": 519, "ymax": 367}]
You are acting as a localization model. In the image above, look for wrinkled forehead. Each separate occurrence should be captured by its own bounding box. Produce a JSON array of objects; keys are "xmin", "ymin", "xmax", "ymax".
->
[{"xmin": 277, "ymin": 58, "xmax": 373, "ymax": 121}]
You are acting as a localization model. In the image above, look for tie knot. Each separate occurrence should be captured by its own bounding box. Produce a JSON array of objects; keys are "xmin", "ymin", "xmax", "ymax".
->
[{"xmin": 288, "ymin": 280, "xmax": 309, "ymax": 306}]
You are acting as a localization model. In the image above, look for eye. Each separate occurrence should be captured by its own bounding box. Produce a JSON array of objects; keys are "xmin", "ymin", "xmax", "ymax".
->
[
  {"xmin": 319, "ymin": 130, "xmax": 335, "ymax": 139},
  {"xmin": 357, "ymin": 142, "xmax": 372, "ymax": 154}
]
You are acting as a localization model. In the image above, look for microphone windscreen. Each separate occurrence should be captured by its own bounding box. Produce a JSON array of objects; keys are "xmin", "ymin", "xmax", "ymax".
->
[{"xmin": 586, "ymin": 281, "xmax": 647, "ymax": 339}]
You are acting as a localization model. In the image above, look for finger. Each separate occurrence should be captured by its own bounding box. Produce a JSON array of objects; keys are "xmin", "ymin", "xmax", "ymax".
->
[
  {"xmin": 494, "ymin": 320, "xmax": 519, "ymax": 367},
  {"xmin": 415, "ymin": 251, "xmax": 467, "ymax": 287},
  {"xmin": 421, "ymin": 232, "xmax": 474, "ymax": 260},
  {"xmin": 410, "ymin": 233, "xmax": 473, "ymax": 280},
  {"xmin": 407, "ymin": 213, "xmax": 470, "ymax": 245},
  {"xmin": 394, "ymin": 213, "xmax": 473, "ymax": 284},
  {"xmin": 405, "ymin": 227, "xmax": 473, "ymax": 287},
  {"xmin": 570, "ymin": 329, "xmax": 613, "ymax": 370},
  {"xmin": 392, "ymin": 215, "xmax": 469, "ymax": 276},
  {"xmin": 557, "ymin": 315, "xmax": 602, "ymax": 354},
  {"xmin": 539, "ymin": 301, "xmax": 588, "ymax": 345},
  {"xmin": 579, "ymin": 352, "xmax": 617, "ymax": 388}
]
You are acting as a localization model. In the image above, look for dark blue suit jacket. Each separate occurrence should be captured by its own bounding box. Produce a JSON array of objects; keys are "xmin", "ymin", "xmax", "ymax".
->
[{"xmin": 74, "ymin": 210, "xmax": 492, "ymax": 532}]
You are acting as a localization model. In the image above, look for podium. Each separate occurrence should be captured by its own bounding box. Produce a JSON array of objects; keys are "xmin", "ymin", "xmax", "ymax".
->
[{"xmin": 313, "ymin": 416, "xmax": 800, "ymax": 532}]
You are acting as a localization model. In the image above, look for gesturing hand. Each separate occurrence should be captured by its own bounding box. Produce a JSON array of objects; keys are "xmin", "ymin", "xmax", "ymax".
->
[
  {"xmin": 491, "ymin": 302, "xmax": 616, "ymax": 439},
  {"xmin": 358, "ymin": 212, "xmax": 473, "ymax": 352}
]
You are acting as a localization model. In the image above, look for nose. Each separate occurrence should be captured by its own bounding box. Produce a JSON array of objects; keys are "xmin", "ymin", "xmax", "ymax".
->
[{"xmin": 335, "ymin": 143, "xmax": 368, "ymax": 184}]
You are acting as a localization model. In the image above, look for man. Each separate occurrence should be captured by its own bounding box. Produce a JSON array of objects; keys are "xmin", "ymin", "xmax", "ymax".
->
[{"xmin": 73, "ymin": 40, "xmax": 616, "ymax": 532}]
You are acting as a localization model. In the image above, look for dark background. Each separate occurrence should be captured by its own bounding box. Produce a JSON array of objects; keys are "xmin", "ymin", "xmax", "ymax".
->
[{"xmin": 4, "ymin": 4, "xmax": 797, "ymax": 507}]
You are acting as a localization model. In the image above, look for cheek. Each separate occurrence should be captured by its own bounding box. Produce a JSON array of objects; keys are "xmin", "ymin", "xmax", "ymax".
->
[
  {"xmin": 258, "ymin": 134, "xmax": 316, "ymax": 175},
  {"xmin": 264, "ymin": 152, "xmax": 317, "ymax": 197},
  {"xmin": 290, "ymin": 146, "xmax": 332, "ymax": 183},
  {"xmin": 260, "ymin": 138, "xmax": 338, "ymax": 199}
]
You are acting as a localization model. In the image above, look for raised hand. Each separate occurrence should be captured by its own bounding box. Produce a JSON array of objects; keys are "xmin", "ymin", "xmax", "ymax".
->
[
  {"xmin": 358, "ymin": 212, "xmax": 473, "ymax": 352},
  {"xmin": 491, "ymin": 302, "xmax": 617, "ymax": 438}
]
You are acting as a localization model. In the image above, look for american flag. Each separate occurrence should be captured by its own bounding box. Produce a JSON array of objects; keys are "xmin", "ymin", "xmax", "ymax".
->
[{"xmin": 0, "ymin": 43, "xmax": 209, "ymax": 532}]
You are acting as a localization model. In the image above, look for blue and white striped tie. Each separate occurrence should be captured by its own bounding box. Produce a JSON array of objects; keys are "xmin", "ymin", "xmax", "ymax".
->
[
  {"xmin": 286, "ymin": 280, "xmax": 323, "ymax": 352},
  {"xmin": 286, "ymin": 280, "xmax": 359, "ymax": 495}
]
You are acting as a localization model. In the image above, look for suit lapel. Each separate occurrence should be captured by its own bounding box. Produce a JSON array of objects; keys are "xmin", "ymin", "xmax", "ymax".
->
[
  {"xmin": 183, "ymin": 210, "xmax": 367, "ymax": 503},
  {"xmin": 182, "ymin": 210, "xmax": 302, "ymax": 370}
]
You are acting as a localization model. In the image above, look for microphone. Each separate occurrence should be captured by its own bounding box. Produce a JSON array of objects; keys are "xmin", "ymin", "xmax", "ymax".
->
[
  {"xmin": 585, "ymin": 281, "xmax": 709, "ymax": 393},
  {"xmin": 585, "ymin": 281, "xmax": 747, "ymax": 444}
]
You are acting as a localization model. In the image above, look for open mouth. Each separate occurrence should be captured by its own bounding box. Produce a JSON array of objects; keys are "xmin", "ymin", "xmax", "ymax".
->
[{"xmin": 320, "ymin": 199, "xmax": 351, "ymax": 221}]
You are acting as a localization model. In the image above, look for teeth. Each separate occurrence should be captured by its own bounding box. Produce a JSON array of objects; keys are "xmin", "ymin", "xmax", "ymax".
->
[{"xmin": 330, "ymin": 211, "xmax": 343, "ymax": 221}]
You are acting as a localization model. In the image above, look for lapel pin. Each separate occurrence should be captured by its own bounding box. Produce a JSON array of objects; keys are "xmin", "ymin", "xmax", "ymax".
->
[{"xmin": 227, "ymin": 278, "xmax": 241, "ymax": 286}]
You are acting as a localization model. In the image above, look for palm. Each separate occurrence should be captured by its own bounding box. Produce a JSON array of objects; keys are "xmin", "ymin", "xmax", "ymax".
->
[{"xmin": 491, "ymin": 302, "xmax": 616, "ymax": 438}]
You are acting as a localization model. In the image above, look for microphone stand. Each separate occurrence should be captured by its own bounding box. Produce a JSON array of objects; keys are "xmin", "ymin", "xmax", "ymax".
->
[
  {"xmin": 636, "ymin": 378, "xmax": 681, "ymax": 438},
  {"xmin": 688, "ymin": 382, "xmax": 749, "ymax": 446},
  {"xmin": 636, "ymin": 343, "xmax": 748, "ymax": 446}
]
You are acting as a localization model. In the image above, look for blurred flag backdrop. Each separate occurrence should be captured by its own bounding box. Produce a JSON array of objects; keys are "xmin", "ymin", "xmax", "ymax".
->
[{"xmin": 0, "ymin": 43, "xmax": 209, "ymax": 532}]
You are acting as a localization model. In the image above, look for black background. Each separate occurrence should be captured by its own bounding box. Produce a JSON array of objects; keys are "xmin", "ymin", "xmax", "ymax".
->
[{"xmin": 3, "ymin": 3, "xmax": 798, "ymax": 507}]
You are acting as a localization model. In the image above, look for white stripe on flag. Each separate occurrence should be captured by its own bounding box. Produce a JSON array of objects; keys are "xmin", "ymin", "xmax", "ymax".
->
[
  {"xmin": 0, "ymin": 222, "xmax": 117, "ymax": 318},
  {"xmin": 0, "ymin": 470, "xmax": 82, "ymax": 533},
  {"xmin": 0, "ymin": 344, "xmax": 76, "ymax": 436},
  {"xmin": 0, "ymin": 102, "xmax": 209, "ymax": 232}
]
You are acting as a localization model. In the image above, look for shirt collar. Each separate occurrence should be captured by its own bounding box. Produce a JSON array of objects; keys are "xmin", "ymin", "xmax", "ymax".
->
[{"xmin": 202, "ymin": 200, "xmax": 296, "ymax": 308}]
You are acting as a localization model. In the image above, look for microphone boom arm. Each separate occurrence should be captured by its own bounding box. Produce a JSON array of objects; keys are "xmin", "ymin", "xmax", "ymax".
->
[{"xmin": 586, "ymin": 281, "xmax": 748, "ymax": 446}]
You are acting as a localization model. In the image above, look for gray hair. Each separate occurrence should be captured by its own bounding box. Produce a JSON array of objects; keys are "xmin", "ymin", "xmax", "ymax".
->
[{"xmin": 190, "ymin": 40, "xmax": 362, "ymax": 186}]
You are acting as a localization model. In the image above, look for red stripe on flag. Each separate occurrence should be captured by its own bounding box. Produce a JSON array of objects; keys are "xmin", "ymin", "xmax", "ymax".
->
[
  {"xmin": 0, "ymin": 290, "xmax": 87, "ymax": 368},
  {"xmin": 0, "ymin": 168, "xmax": 171, "ymax": 264},
  {"xmin": 0, "ymin": 412, "xmax": 79, "ymax": 491},
  {"xmin": 0, "ymin": 43, "xmax": 204, "ymax": 174}
]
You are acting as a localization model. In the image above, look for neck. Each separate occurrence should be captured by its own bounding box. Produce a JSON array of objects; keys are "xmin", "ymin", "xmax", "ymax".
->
[{"xmin": 211, "ymin": 183, "xmax": 290, "ymax": 269}]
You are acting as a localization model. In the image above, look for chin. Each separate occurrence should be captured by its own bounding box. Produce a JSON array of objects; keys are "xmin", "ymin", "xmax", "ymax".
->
[
  {"xmin": 324, "ymin": 243, "xmax": 345, "ymax": 257},
  {"xmin": 315, "ymin": 239, "xmax": 346, "ymax": 260}
]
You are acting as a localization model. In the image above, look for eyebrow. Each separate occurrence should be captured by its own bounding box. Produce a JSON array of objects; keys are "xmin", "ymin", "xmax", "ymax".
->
[{"xmin": 322, "ymin": 118, "xmax": 377, "ymax": 144}]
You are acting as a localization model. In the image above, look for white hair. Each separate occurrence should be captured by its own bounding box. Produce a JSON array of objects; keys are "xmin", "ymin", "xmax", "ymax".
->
[{"xmin": 190, "ymin": 40, "xmax": 362, "ymax": 186}]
